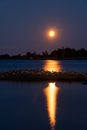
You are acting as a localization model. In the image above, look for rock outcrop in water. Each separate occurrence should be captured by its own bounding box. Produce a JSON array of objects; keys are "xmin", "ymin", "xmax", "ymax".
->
[{"xmin": 0, "ymin": 70, "xmax": 87, "ymax": 82}]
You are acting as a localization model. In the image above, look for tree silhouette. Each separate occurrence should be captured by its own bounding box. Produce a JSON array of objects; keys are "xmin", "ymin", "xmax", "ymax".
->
[{"xmin": 0, "ymin": 47, "xmax": 87, "ymax": 59}]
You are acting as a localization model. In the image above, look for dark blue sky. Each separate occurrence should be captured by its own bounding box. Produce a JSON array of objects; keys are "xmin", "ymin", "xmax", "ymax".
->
[{"xmin": 0, "ymin": 0, "xmax": 87, "ymax": 54}]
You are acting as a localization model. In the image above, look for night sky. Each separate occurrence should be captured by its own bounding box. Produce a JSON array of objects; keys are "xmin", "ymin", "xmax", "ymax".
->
[{"xmin": 0, "ymin": 0, "xmax": 87, "ymax": 54}]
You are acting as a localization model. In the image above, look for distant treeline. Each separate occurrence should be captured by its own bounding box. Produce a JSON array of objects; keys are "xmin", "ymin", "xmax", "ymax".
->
[{"xmin": 1, "ymin": 48, "xmax": 87, "ymax": 60}]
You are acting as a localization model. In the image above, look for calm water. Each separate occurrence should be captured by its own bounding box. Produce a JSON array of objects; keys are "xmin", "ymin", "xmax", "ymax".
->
[
  {"xmin": 0, "ymin": 59, "xmax": 87, "ymax": 72},
  {"xmin": 0, "ymin": 82, "xmax": 87, "ymax": 130},
  {"xmin": 0, "ymin": 60, "xmax": 87, "ymax": 130}
]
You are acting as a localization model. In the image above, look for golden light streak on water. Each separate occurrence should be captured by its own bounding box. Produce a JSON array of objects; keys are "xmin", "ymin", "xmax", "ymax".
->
[
  {"xmin": 43, "ymin": 60, "xmax": 62, "ymax": 72},
  {"xmin": 43, "ymin": 60, "xmax": 60, "ymax": 129},
  {"xmin": 44, "ymin": 82, "xmax": 59, "ymax": 130}
]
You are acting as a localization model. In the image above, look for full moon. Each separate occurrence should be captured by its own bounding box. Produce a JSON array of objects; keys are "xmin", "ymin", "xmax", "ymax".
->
[{"xmin": 48, "ymin": 30, "xmax": 55, "ymax": 37}]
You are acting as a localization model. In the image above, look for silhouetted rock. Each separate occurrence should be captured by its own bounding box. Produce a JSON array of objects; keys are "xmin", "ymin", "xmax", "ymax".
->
[{"xmin": 0, "ymin": 70, "xmax": 87, "ymax": 82}]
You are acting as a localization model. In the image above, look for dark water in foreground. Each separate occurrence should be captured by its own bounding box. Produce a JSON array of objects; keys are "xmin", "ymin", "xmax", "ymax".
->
[
  {"xmin": 0, "ymin": 59, "xmax": 87, "ymax": 72},
  {"xmin": 0, "ymin": 60, "xmax": 87, "ymax": 130},
  {"xmin": 0, "ymin": 82, "xmax": 87, "ymax": 130}
]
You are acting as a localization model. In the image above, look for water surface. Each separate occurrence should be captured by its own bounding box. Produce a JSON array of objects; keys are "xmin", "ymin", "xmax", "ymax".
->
[
  {"xmin": 0, "ymin": 81, "xmax": 87, "ymax": 130},
  {"xmin": 0, "ymin": 59, "xmax": 87, "ymax": 130},
  {"xmin": 0, "ymin": 59, "xmax": 87, "ymax": 72}
]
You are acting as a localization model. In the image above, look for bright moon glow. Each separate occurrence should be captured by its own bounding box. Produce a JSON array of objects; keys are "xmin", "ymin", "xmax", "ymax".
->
[
  {"xmin": 48, "ymin": 30, "xmax": 56, "ymax": 37},
  {"xmin": 46, "ymin": 28, "xmax": 58, "ymax": 40}
]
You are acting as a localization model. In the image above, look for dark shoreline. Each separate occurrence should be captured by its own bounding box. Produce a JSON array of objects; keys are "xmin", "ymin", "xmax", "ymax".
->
[
  {"xmin": 0, "ymin": 58, "xmax": 87, "ymax": 60},
  {"xmin": 0, "ymin": 69, "xmax": 87, "ymax": 83},
  {"xmin": 1, "ymin": 47, "xmax": 87, "ymax": 60}
]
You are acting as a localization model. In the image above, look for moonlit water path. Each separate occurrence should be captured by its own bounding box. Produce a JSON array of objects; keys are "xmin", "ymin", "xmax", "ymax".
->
[
  {"xmin": 0, "ymin": 59, "xmax": 87, "ymax": 72},
  {"xmin": 0, "ymin": 59, "xmax": 87, "ymax": 130},
  {"xmin": 43, "ymin": 60, "xmax": 61, "ymax": 130},
  {"xmin": 0, "ymin": 82, "xmax": 87, "ymax": 130},
  {"xmin": 44, "ymin": 83, "xmax": 59, "ymax": 130}
]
